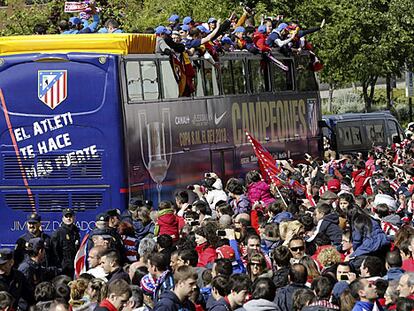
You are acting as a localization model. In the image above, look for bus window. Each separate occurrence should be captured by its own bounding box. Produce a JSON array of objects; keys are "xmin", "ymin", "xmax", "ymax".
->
[
  {"xmin": 365, "ymin": 121, "xmax": 385, "ymax": 145},
  {"xmin": 296, "ymin": 55, "xmax": 318, "ymax": 92},
  {"xmin": 160, "ymin": 61, "xmax": 179, "ymax": 99},
  {"xmin": 126, "ymin": 61, "xmax": 143, "ymax": 101},
  {"xmin": 337, "ymin": 124, "xmax": 362, "ymax": 147},
  {"xmin": 141, "ymin": 61, "xmax": 159, "ymax": 100},
  {"xmin": 387, "ymin": 119, "xmax": 404, "ymax": 144},
  {"xmin": 221, "ymin": 60, "xmax": 233, "ymax": 95},
  {"xmin": 232, "ymin": 60, "xmax": 246, "ymax": 94},
  {"xmin": 203, "ymin": 61, "xmax": 219, "ymax": 96},
  {"xmin": 249, "ymin": 59, "xmax": 266, "ymax": 93},
  {"xmin": 271, "ymin": 60, "xmax": 293, "ymax": 91}
]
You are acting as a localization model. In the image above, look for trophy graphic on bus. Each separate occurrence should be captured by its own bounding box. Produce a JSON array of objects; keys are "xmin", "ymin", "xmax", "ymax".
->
[{"xmin": 138, "ymin": 108, "xmax": 172, "ymax": 204}]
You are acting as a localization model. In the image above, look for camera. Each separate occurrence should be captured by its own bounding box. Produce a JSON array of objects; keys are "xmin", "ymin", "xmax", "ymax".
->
[
  {"xmin": 187, "ymin": 185, "xmax": 195, "ymax": 191},
  {"xmin": 190, "ymin": 220, "xmax": 200, "ymax": 226},
  {"xmin": 216, "ymin": 230, "xmax": 226, "ymax": 237}
]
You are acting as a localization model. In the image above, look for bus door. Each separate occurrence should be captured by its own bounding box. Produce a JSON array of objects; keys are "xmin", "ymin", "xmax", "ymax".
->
[{"xmin": 210, "ymin": 147, "xmax": 235, "ymax": 185}]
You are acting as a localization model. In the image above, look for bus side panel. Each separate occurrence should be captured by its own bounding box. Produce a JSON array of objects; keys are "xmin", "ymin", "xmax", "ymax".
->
[
  {"xmin": 124, "ymin": 92, "xmax": 320, "ymax": 206},
  {"xmin": 0, "ymin": 53, "xmax": 126, "ymax": 245}
]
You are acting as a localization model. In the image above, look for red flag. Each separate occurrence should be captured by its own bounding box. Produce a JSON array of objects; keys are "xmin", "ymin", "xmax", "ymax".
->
[
  {"xmin": 245, "ymin": 131, "xmax": 282, "ymax": 185},
  {"xmin": 74, "ymin": 233, "xmax": 89, "ymax": 278}
]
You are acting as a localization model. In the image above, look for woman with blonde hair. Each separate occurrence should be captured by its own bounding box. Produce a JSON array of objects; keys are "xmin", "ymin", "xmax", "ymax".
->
[
  {"xmin": 280, "ymin": 220, "xmax": 305, "ymax": 246},
  {"xmin": 317, "ymin": 246, "xmax": 342, "ymax": 276},
  {"xmin": 69, "ymin": 278, "xmax": 89, "ymax": 310},
  {"xmin": 75, "ymin": 278, "xmax": 108, "ymax": 311}
]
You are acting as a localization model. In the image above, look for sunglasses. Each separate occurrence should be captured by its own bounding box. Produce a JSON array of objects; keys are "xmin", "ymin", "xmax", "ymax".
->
[
  {"xmin": 249, "ymin": 262, "xmax": 261, "ymax": 267},
  {"xmin": 290, "ymin": 246, "xmax": 305, "ymax": 252}
]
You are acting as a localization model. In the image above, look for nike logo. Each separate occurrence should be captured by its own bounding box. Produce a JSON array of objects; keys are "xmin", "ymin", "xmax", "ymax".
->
[{"xmin": 214, "ymin": 111, "xmax": 227, "ymax": 125}]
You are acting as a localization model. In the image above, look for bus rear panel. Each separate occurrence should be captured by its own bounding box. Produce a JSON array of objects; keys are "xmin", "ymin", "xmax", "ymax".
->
[{"xmin": 0, "ymin": 53, "xmax": 127, "ymax": 246}]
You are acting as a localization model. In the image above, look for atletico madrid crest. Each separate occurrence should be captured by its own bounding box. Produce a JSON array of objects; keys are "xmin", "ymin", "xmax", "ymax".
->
[{"xmin": 38, "ymin": 70, "xmax": 67, "ymax": 109}]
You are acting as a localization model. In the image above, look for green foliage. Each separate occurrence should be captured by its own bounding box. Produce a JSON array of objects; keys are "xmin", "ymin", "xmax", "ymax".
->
[{"xmin": 1, "ymin": 0, "xmax": 414, "ymax": 115}]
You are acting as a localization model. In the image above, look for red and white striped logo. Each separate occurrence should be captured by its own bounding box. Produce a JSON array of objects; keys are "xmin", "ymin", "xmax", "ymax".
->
[{"xmin": 38, "ymin": 70, "xmax": 67, "ymax": 109}]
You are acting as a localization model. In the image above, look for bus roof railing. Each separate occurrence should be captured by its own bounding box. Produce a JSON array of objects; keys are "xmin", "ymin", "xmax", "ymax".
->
[{"xmin": 0, "ymin": 33, "xmax": 157, "ymax": 56}]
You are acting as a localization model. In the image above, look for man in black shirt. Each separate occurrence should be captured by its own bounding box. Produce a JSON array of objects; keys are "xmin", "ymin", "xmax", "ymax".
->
[{"xmin": 50, "ymin": 208, "xmax": 80, "ymax": 276}]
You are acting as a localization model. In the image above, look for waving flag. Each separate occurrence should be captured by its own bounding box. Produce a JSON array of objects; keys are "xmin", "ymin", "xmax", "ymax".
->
[
  {"xmin": 245, "ymin": 131, "xmax": 282, "ymax": 184},
  {"xmin": 74, "ymin": 233, "xmax": 89, "ymax": 278}
]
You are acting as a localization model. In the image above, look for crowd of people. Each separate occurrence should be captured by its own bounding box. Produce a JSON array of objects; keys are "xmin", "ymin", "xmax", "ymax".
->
[
  {"xmin": 154, "ymin": 10, "xmax": 324, "ymax": 68},
  {"xmin": 1, "ymin": 128, "xmax": 414, "ymax": 311},
  {"xmin": 41, "ymin": 3, "xmax": 324, "ymax": 75}
]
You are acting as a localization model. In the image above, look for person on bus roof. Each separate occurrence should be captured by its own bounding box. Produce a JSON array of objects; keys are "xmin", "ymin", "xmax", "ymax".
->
[
  {"xmin": 168, "ymin": 14, "xmax": 180, "ymax": 31},
  {"xmin": 62, "ymin": 6, "xmax": 100, "ymax": 35},
  {"xmin": 98, "ymin": 19, "xmax": 123, "ymax": 33},
  {"xmin": 155, "ymin": 26, "xmax": 186, "ymax": 55}
]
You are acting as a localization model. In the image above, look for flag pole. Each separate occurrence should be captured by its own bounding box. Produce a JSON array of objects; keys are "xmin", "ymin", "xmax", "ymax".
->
[{"xmin": 271, "ymin": 171, "xmax": 288, "ymax": 208}]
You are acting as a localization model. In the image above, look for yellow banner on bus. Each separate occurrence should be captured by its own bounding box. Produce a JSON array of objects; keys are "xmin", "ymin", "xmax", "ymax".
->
[{"xmin": 0, "ymin": 33, "xmax": 156, "ymax": 56}]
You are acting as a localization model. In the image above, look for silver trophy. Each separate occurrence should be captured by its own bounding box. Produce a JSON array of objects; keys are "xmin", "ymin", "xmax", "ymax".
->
[{"xmin": 138, "ymin": 108, "xmax": 172, "ymax": 205}]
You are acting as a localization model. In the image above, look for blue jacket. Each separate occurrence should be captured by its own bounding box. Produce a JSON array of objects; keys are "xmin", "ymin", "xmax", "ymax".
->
[
  {"xmin": 98, "ymin": 27, "xmax": 123, "ymax": 33},
  {"xmin": 351, "ymin": 219, "xmax": 390, "ymax": 258},
  {"xmin": 154, "ymin": 271, "xmax": 175, "ymax": 303},
  {"xmin": 261, "ymin": 238, "xmax": 282, "ymax": 256},
  {"xmin": 154, "ymin": 290, "xmax": 195, "ymax": 311},
  {"xmin": 271, "ymin": 211, "xmax": 293, "ymax": 224},
  {"xmin": 352, "ymin": 301, "xmax": 375, "ymax": 311},
  {"xmin": 273, "ymin": 283, "xmax": 308, "ymax": 311},
  {"xmin": 208, "ymin": 297, "xmax": 231, "ymax": 311},
  {"xmin": 384, "ymin": 267, "xmax": 405, "ymax": 281},
  {"xmin": 319, "ymin": 213, "xmax": 342, "ymax": 248},
  {"xmin": 230, "ymin": 194, "xmax": 251, "ymax": 215},
  {"xmin": 134, "ymin": 219, "xmax": 155, "ymax": 243},
  {"xmin": 63, "ymin": 14, "xmax": 100, "ymax": 34},
  {"xmin": 229, "ymin": 239, "xmax": 246, "ymax": 274},
  {"xmin": 265, "ymin": 31, "xmax": 282, "ymax": 47}
]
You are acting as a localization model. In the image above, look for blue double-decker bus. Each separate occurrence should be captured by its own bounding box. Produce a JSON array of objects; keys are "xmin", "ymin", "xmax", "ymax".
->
[{"xmin": 0, "ymin": 34, "xmax": 321, "ymax": 246}]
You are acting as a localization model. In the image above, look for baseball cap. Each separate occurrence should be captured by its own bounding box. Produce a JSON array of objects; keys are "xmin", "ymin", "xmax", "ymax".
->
[
  {"xmin": 183, "ymin": 16, "xmax": 193, "ymax": 25},
  {"xmin": 221, "ymin": 37, "xmax": 234, "ymax": 45},
  {"xmin": 216, "ymin": 245, "xmax": 235, "ymax": 260},
  {"xmin": 155, "ymin": 26, "xmax": 171, "ymax": 35},
  {"xmin": 327, "ymin": 179, "xmax": 341, "ymax": 193},
  {"xmin": 320, "ymin": 190, "xmax": 338, "ymax": 200},
  {"xmin": 208, "ymin": 17, "xmax": 217, "ymax": 23},
  {"xmin": 275, "ymin": 23, "xmax": 288, "ymax": 33},
  {"xmin": 129, "ymin": 199, "xmax": 152, "ymax": 211},
  {"xmin": 180, "ymin": 24, "xmax": 190, "ymax": 32},
  {"xmin": 106, "ymin": 209, "xmax": 121, "ymax": 218},
  {"xmin": 26, "ymin": 238, "xmax": 45, "ymax": 251},
  {"xmin": 62, "ymin": 208, "xmax": 75, "ymax": 217},
  {"xmin": 233, "ymin": 26, "xmax": 245, "ymax": 33},
  {"xmin": 196, "ymin": 25, "xmax": 210, "ymax": 34},
  {"xmin": 69, "ymin": 17, "xmax": 81, "ymax": 25},
  {"xmin": 168, "ymin": 14, "xmax": 179, "ymax": 22},
  {"xmin": 0, "ymin": 249, "xmax": 13, "ymax": 264},
  {"xmin": 96, "ymin": 213, "xmax": 109, "ymax": 222},
  {"xmin": 257, "ymin": 25, "xmax": 267, "ymax": 33},
  {"xmin": 27, "ymin": 213, "xmax": 41, "ymax": 223}
]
